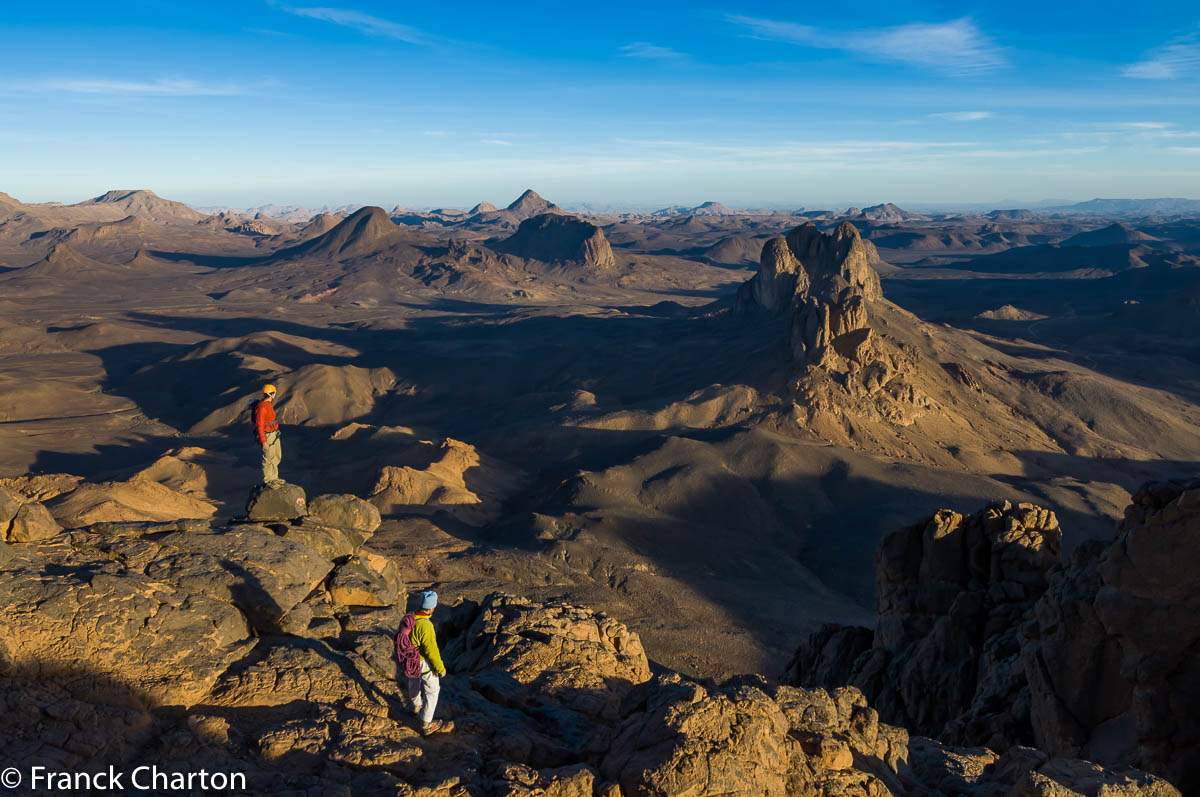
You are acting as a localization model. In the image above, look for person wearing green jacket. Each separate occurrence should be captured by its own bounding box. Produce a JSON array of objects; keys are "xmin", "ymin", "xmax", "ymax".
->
[{"xmin": 409, "ymin": 590, "xmax": 452, "ymax": 735}]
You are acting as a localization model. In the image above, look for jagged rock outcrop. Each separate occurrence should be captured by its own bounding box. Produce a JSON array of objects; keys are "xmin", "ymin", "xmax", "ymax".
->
[
  {"xmin": 733, "ymin": 221, "xmax": 887, "ymax": 372},
  {"xmin": 786, "ymin": 502, "xmax": 1062, "ymax": 751},
  {"xmin": 731, "ymin": 220, "xmax": 942, "ymax": 443},
  {"xmin": 495, "ymin": 213, "xmax": 616, "ymax": 271},
  {"xmin": 0, "ymin": 493, "xmax": 1180, "ymax": 796},
  {"xmin": 1022, "ymin": 481, "xmax": 1200, "ymax": 794},
  {"xmin": 789, "ymin": 487, "xmax": 1200, "ymax": 793},
  {"xmin": 786, "ymin": 221, "xmax": 883, "ymax": 302},
  {"xmin": 787, "ymin": 222, "xmax": 883, "ymax": 367},
  {"xmin": 735, "ymin": 237, "xmax": 808, "ymax": 313}
]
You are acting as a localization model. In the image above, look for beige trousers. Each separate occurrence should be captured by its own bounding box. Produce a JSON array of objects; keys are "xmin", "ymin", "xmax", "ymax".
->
[{"xmin": 261, "ymin": 431, "xmax": 281, "ymax": 483}]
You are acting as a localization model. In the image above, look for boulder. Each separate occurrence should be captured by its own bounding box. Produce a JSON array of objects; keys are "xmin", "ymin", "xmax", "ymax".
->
[
  {"xmin": 307, "ymin": 493, "xmax": 381, "ymax": 533},
  {"xmin": 326, "ymin": 553, "xmax": 403, "ymax": 608},
  {"xmin": 280, "ymin": 520, "xmax": 366, "ymax": 561},
  {"xmin": 246, "ymin": 481, "xmax": 307, "ymax": 521},
  {"xmin": 6, "ymin": 501, "xmax": 62, "ymax": 542}
]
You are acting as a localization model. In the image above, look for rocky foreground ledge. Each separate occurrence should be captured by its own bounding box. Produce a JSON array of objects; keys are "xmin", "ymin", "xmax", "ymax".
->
[{"xmin": 0, "ymin": 481, "xmax": 1188, "ymax": 796}]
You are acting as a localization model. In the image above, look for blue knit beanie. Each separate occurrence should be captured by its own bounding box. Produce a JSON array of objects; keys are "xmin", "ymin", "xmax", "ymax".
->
[{"xmin": 420, "ymin": 590, "xmax": 438, "ymax": 610}]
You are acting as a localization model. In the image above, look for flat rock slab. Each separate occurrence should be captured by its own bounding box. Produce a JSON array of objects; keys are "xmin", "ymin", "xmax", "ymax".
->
[
  {"xmin": 146, "ymin": 529, "xmax": 336, "ymax": 633},
  {"xmin": 0, "ymin": 560, "xmax": 254, "ymax": 707}
]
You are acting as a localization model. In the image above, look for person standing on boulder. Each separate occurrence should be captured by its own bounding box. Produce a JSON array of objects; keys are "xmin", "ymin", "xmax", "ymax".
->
[
  {"xmin": 253, "ymin": 384, "xmax": 283, "ymax": 485},
  {"xmin": 397, "ymin": 590, "xmax": 452, "ymax": 736}
]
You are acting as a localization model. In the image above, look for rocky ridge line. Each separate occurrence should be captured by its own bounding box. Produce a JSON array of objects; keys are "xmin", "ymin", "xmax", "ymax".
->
[{"xmin": 0, "ymin": 478, "xmax": 1185, "ymax": 795}]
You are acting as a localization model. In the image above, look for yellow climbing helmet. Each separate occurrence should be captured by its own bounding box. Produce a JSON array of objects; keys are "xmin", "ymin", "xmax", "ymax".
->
[{"xmin": 263, "ymin": 384, "xmax": 277, "ymax": 397}]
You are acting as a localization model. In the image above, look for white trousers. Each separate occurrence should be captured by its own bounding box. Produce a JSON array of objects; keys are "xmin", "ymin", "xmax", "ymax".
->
[{"xmin": 408, "ymin": 662, "xmax": 440, "ymax": 724}]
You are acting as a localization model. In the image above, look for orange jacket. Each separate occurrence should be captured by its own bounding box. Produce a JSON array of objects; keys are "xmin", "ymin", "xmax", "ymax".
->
[{"xmin": 253, "ymin": 399, "xmax": 279, "ymax": 445}]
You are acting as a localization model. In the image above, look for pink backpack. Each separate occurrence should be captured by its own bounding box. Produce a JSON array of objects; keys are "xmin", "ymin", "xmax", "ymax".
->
[{"xmin": 395, "ymin": 613, "xmax": 423, "ymax": 679}]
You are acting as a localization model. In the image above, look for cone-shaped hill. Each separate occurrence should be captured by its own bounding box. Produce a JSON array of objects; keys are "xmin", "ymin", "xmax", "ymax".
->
[
  {"xmin": 493, "ymin": 212, "xmax": 616, "ymax": 271},
  {"xmin": 1061, "ymin": 222, "xmax": 1159, "ymax": 247},
  {"xmin": 506, "ymin": 189, "xmax": 558, "ymax": 218},
  {"xmin": 276, "ymin": 206, "xmax": 420, "ymax": 261},
  {"xmin": 18, "ymin": 243, "xmax": 116, "ymax": 276},
  {"xmin": 465, "ymin": 189, "xmax": 562, "ymax": 227}
]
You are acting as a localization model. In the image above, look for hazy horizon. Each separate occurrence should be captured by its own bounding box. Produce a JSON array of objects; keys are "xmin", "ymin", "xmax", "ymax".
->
[
  {"xmin": 6, "ymin": 187, "xmax": 1197, "ymax": 215},
  {"xmin": 4, "ymin": 1, "xmax": 1199, "ymax": 206}
]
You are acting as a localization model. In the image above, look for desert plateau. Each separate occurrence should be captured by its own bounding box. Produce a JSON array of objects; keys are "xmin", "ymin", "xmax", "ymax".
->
[{"xmin": 4, "ymin": 2, "xmax": 1200, "ymax": 795}]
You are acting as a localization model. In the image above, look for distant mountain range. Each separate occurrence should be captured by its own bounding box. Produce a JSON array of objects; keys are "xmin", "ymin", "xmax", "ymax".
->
[{"xmin": 1045, "ymin": 198, "xmax": 1200, "ymax": 216}]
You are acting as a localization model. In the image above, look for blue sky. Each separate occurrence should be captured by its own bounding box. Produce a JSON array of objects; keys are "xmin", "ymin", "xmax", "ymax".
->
[{"xmin": 2, "ymin": 1, "xmax": 1199, "ymax": 208}]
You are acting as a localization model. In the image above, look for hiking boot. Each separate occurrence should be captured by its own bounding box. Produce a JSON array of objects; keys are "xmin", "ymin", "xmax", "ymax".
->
[{"xmin": 421, "ymin": 719, "xmax": 453, "ymax": 736}]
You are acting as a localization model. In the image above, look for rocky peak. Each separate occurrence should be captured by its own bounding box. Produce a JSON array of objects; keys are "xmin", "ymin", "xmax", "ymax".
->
[
  {"xmin": 284, "ymin": 206, "xmax": 401, "ymax": 260},
  {"xmin": 505, "ymin": 189, "xmax": 559, "ymax": 219},
  {"xmin": 469, "ymin": 200, "xmax": 498, "ymax": 215},
  {"xmin": 735, "ymin": 237, "xmax": 807, "ymax": 314},
  {"xmin": 495, "ymin": 212, "xmax": 616, "ymax": 271},
  {"xmin": 785, "ymin": 222, "xmax": 882, "ymax": 302},
  {"xmin": 787, "ymin": 223, "xmax": 882, "ymax": 368}
]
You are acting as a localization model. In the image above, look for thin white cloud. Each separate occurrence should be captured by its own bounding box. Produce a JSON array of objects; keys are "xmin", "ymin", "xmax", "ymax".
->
[
  {"xmin": 283, "ymin": 6, "xmax": 430, "ymax": 44},
  {"xmin": 727, "ymin": 16, "xmax": 1006, "ymax": 75},
  {"xmin": 480, "ymin": 139, "xmax": 512, "ymax": 146},
  {"xmin": 1169, "ymin": 146, "xmax": 1200, "ymax": 154},
  {"xmin": 423, "ymin": 130, "xmax": 450, "ymax": 136},
  {"xmin": 39, "ymin": 78, "xmax": 249, "ymax": 96},
  {"xmin": 618, "ymin": 42, "xmax": 687, "ymax": 60},
  {"xmin": 1122, "ymin": 34, "xmax": 1200, "ymax": 79},
  {"xmin": 929, "ymin": 111, "xmax": 993, "ymax": 121}
]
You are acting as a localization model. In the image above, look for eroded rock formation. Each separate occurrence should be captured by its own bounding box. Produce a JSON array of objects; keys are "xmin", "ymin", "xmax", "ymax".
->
[
  {"xmin": 1023, "ymin": 481, "xmax": 1200, "ymax": 794},
  {"xmin": 0, "ymin": 474, "xmax": 1185, "ymax": 795},
  {"xmin": 786, "ymin": 502, "xmax": 1061, "ymax": 751},
  {"xmin": 734, "ymin": 221, "xmax": 937, "ymax": 435},
  {"xmin": 788, "ymin": 486, "xmax": 1200, "ymax": 794}
]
